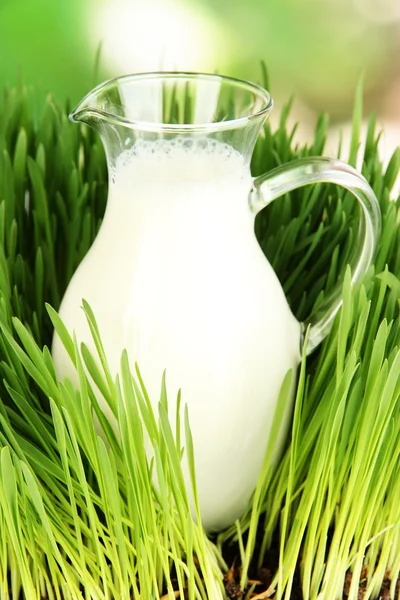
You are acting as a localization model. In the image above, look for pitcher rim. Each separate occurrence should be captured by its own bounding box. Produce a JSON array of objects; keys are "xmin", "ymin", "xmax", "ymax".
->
[{"xmin": 69, "ymin": 71, "xmax": 274, "ymax": 133}]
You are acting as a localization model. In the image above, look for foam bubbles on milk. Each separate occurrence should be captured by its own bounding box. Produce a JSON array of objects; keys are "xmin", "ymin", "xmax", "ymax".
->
[
  {"xmin": 121, "ymin": 136, "xmax": 241, "ymax": 161},
  {"xmin": 113, "ymin": 136, "xmax": 245, "ymax": 184}
]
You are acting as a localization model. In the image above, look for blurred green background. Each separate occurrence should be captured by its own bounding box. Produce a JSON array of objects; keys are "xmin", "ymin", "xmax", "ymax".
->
[{"xmin": 1, "ymin": 0, "xmax": 400, "ymax": 155}]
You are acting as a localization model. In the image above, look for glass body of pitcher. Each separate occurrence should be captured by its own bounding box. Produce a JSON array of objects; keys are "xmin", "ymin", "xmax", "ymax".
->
[{"xmin": 52, "ymin": 73, "xmax": 381, "ymax": 531}]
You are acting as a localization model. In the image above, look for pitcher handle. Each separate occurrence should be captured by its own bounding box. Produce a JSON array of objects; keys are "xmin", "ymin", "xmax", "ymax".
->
[{"xmin": 249, "ymin": 157, "xmax": 381, "ymax": 354}]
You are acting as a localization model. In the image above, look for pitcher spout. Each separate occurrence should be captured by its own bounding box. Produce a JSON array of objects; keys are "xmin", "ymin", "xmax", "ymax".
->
[
  {"xmin": 69, "ymin": 104, "xmax": 102, "ymax": 126},
  {"xmin": 69, "ymin": 88, "xmax": 111, "ymax": 127},
  {"xmin": 69, "ymin": 76, "xmax": 128, "ymax": 128}
]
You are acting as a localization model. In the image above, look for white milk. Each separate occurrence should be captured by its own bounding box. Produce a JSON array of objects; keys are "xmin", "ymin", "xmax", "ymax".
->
[{"xmin": 52, "ymin": 137, "xmax": 301, "ymax": 531}]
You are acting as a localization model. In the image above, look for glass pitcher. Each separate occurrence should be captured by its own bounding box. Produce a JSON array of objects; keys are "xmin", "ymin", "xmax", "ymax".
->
[{"xmin": 52, "ymin": 73, "xmax": 381, "ymax": 531}]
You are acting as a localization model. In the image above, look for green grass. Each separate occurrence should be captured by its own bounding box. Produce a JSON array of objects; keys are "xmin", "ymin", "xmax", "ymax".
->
[{"xmin": 0, "ymin": 75, "xmax": 399, "ymax": 599}]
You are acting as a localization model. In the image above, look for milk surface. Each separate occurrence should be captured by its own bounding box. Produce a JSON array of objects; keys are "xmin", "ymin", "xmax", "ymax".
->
[{"xmin": 52, "ymin": 137, "xmax": 301, "ymax": 531}]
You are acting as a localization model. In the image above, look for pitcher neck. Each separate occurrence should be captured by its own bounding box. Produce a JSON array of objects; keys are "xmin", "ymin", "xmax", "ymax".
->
[{"xmin": 70, "ymin": 72, "xmax": 273, "ymax": 167}]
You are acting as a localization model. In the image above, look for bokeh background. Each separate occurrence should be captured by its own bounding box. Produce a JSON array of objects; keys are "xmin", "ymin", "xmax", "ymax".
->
[{"xmin": 1, "ymin": 0, "xmax": 399, "ymax": 162}]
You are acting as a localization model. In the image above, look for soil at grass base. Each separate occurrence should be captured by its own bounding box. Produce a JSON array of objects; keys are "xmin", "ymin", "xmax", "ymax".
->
[{"xmin": 221, "ymin": 537, "xmax": 400, "ymax": 600}]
